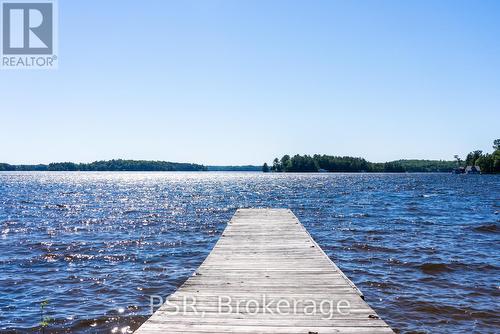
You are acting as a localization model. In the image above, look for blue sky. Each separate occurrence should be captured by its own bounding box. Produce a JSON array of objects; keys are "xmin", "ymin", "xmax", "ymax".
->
[{"xmin": 1, "ymin": 0, "xmax": 499, "ymax": 165}]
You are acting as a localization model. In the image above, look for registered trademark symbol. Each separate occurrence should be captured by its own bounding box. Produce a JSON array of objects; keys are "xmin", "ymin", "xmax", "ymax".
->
[{"xmin": 52, "ymin": 55, "xmax": 57, "ymax": 61}]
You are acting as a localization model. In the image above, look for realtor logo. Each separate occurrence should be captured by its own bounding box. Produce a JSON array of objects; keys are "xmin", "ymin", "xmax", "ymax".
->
[{"xmin": 1, "ymin": 0, "xmax": 57, "ymax": 69}]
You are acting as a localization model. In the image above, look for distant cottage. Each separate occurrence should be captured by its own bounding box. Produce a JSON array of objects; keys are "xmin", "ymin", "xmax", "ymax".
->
[{"xmin": 465, "ymin": 166, "xmax": 481, "ymax": 174}]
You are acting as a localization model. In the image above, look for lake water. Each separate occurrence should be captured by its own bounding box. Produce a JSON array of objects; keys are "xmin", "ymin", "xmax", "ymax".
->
[{"xmin": 0, "ymin": 172, "xmax": 498, "ymax": 333}]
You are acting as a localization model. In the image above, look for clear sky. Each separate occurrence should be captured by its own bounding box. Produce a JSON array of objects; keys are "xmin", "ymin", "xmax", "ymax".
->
[{"xmin": 1, "ymin": 0, "xmax": 499, "ymax": 165}]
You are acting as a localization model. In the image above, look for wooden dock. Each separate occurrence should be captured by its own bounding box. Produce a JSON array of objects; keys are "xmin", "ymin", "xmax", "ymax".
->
[{"xmin": 135, "ymin": 209, "xmax": 394, "ymax": 334}]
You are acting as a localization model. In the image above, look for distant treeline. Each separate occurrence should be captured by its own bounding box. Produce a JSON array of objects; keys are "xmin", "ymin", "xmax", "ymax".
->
[
  {"xmin": 263, "ymin": 155, "xmax": 460, "ymax": 173},
  {"xmin": 0, "ymin": 164, "xmax": 49, "ymax": 171},
  {"xmin": 208, "ymin": 165, "xmax": 261, "ymax": 171},
  {"xmin": 0, "ymin": 159, "xmax": 207, "ymax": 171},
  {"xmin": 460, "ymin": 139, "xmax": 500, "ymax": 174},
  {"xmin": 264, "ymin": 139, "xmax": 500, "ymax": 173},
  {"xmin": 2, "ymin": 140, "xmax": 498, "ymax": 174}
]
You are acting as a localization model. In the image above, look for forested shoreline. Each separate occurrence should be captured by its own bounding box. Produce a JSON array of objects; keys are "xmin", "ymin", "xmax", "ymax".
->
[
  {"xmin": 459, "ymin": 139, "xmax": 500, "ymax": 174},
  {"xmin": 263, "ymin": 139, "xmax": 500, "ymax": 174},
  {"xmin": 2, "ymin": 139, "xmax": 499, "ymax": 173},
  {"xmin": 0, "ymin": 159, "xmax": 207, "ymax": 172},
  {"xmin": 263, "ymin": 156, "xmax": 458, "ymax": 173}
]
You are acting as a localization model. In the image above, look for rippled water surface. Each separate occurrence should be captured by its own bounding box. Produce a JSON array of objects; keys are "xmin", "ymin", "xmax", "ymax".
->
[{"xmin": 0, "ymin": 172, "xmax": 499, "ymax": 333}]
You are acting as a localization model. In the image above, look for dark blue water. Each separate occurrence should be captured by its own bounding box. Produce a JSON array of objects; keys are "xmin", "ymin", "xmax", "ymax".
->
[{"xmin": 0, "ymin": 172, "xmax": 499, "ymax": 333}]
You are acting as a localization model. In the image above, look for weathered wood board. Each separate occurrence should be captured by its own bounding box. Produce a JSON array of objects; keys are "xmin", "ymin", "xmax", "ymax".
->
[{"xmin": 135, "ymin": 208, "xmax": 394, "ymax": 334}]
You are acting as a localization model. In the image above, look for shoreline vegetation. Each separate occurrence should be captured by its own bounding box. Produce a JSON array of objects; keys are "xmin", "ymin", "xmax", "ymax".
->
[
  {"xmin": 0, "ymin": 160, "xmax": 207, "ymax": 172},
  {"xmin": 264, "ymin": 156, "xmax": 459, "ymax": 173},
  {"xmin": 264, "ymin": 139, "xmax": 499, "ymax": 174},
  {"xmin": 0, "ymin": 140, "xmax": 498, "ymax": 173},
  {"xmin": 0, "ymin": 159, "xmax": 456, "ymax": 173}
]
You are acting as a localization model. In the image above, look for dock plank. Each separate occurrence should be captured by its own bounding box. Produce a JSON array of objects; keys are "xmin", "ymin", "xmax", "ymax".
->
[{"xmin": 135, "ymin": 208, "xmax": 394, "ymax": 333}]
